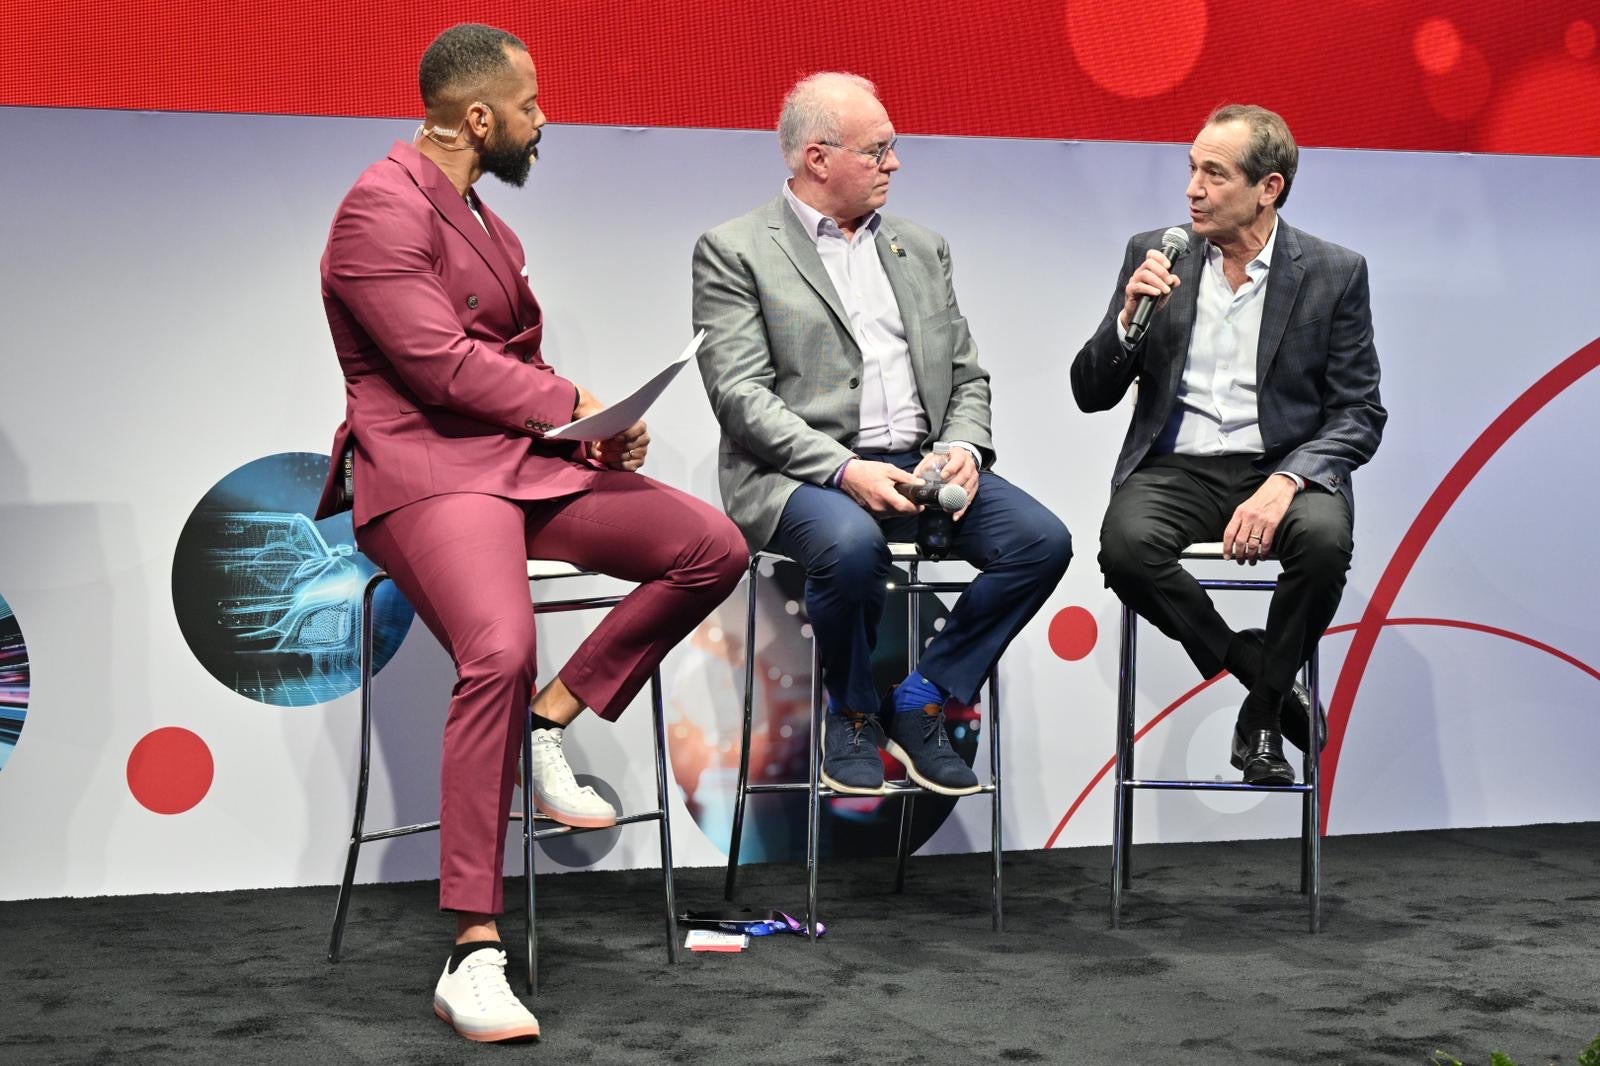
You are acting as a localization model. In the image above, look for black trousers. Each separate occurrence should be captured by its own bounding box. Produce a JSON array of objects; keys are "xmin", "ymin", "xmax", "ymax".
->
[{"xmin": 1098, "ymin": 453, "xmax": 1353, "ymax": 702}]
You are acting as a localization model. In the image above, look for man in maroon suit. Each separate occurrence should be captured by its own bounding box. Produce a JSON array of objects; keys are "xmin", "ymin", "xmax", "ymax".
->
[{"xmin": 316, "ymin": 23, "xmax": 746, "ymax": 1042}]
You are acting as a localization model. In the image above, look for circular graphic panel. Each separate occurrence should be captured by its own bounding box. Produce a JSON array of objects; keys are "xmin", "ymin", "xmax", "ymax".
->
[
  {"xmin": 127, "ymin": 727, "xmax": 215, "ymax": 815},
  {"xmin": 670, "ymin": 558, "xmax": 977, "ymax": 865},
  {"xmin": 0, "ymin": 595, "xmax": 31, "ymax": 773},
  {"xmin": 172, "ymin": 452, "xmax": 413, "ymax": 707}
]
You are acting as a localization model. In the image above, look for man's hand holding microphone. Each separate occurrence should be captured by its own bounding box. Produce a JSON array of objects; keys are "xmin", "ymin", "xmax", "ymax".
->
[{"xmin": 839, "ymin": 445, "xmax": 976, "ymax": 522}]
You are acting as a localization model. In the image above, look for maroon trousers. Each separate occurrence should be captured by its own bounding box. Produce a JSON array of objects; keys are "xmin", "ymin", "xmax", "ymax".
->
[{"xmin": 359, "ymin": 471, "xmax": 747, "ymax": 915}]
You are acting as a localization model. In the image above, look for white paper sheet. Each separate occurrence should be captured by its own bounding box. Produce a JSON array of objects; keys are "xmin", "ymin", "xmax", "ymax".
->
[{"xmin": 544, "ymin": 330, "xmax": 705, "ymax": 441}]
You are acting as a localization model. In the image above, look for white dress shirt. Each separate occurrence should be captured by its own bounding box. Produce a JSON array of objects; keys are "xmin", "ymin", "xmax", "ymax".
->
[
  {"xmin": 1161, "ymin": 219, "xmax": 1278, "ymax": 456},
  {"xmin": 782, "ymin": 182, "xmax": 929, "ymax": 452}
]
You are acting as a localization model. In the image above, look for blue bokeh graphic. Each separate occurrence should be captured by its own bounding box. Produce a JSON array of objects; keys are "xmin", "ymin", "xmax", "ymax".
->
[
  {"xmin": 172, "ymin": 453, "xmax": 414, "ymax": 707},
  {"xmin": 0, "ymin": 595, "xmax": 29, "ymax": 772}
]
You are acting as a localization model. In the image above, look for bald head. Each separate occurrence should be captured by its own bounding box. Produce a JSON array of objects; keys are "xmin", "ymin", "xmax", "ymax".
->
[{"xmin": 777, "ymin": 72, "xmax": 879, "ymax": 172}]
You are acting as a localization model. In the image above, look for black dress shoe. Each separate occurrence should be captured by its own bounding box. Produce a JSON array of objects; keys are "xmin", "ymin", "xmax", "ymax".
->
[
  {"xmin": 1281, "ymin": 680, "xmax": 1326, "ymax": 757},
  {"xmin": 1239, "ymin": 729, "xmax": 1295, "ymax": 786},
  {"xmin": 1237, "ymin": 628, "xmax": 1327, "ymax": 756}
]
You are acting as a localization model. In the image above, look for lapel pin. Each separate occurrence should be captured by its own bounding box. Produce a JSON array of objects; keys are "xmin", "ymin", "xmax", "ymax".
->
[{"xmin": 890, "ymin": 242, "xmax": 905, "ymax": 257}]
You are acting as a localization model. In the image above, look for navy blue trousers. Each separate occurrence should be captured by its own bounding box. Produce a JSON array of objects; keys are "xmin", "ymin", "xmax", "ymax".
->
[{"xmin": 768, "ymin": 451, "xmax": 1071, "ymax": 714}]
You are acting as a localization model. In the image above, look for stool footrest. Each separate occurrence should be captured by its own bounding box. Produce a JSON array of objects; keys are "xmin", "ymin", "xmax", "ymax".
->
[
  {"xmin": 531, "ymin": 809, "xmax": 664, "ymax": 840},
  {"xmin": 359, "ymin": 820, "xmax": 441, "ymax": 843},
  {"xmin": 742, "ymin": 781, "xmax": 997, "ymax": 798},
  {"xmin": 1124, "ymin": 779, "xmax": 1312, "ymax": 794}
]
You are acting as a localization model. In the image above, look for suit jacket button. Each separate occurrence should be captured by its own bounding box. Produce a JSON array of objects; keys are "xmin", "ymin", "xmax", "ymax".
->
[
  {"xmin": 520, "ymin": 353, "xmax": 533, "ymax": 363},
  {"xmin": 467, "ymin": 295, "xmax": 479, "ymax": 309},
  {"xmin": 848, "ymin": 377, "xmax": 860, "ymax": 389},
  {"xmin": 525, "ymin": 418, "xmax": 537, "ymax": 430}
]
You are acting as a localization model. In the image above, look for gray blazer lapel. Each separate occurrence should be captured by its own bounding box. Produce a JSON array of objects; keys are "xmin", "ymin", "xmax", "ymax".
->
[
  {"xmin": 1256, "ymin": 223, "xmax": 1306, "ymax": 384},
  {"xmin": 767, "ymin": 198, "xmax": 856, "ymax": 347},
  {"xmin": 874, "ymin": 222, "xmax": 926, "ymax": 388}
]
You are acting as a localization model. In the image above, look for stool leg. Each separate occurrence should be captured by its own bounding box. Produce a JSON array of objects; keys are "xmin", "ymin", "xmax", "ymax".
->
[
  {"xmin": 893, "ymin": 795, "xmax": 916, "ymax": 893},
  {"xmin": 328, "ymin": 574, "xmax": 384, "ymax": 963},
  {"xmin": 989, "ymin": 670, "xmax": 1004, "ymax": 933},
  {"xmin": 1300, "ymin": 656, "xmax": 1313, "ymax": 897},
  {"xmin": 724, "ymin": 557, "xmax": 761, "ymax": 901},
  {"xmin": 892, "ymin": 559, "xmax": 923, "ymax": 893},
  {"xmin": 520, "ymin": 709, "xmax": 538, "ymax": 993},
  {"xmin": 1305, "ymin": 650, "xmax": 1322, "ymax": 933},
  {"xmin": 648, "ymin": 669, "xmax": 681, "ymax": 962},
  {"xmin": 1110, "ymin": 604, "xmax": 1136, "ymax": 927},
  {"xmin": 805, "ymin": 639, "xmax": 823, "ymax": 941}
]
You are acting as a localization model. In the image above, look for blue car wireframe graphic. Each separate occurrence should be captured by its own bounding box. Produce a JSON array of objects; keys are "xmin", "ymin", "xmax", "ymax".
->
[{"xmin": 204, "ymin": 511, "xmax": 363, "ymax": 669}]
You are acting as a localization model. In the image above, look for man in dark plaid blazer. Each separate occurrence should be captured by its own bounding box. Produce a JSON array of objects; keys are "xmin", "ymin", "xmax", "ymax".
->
[{"xmin": 1071, "ymin": 105, "xmax": 1386, "ymax": 786}]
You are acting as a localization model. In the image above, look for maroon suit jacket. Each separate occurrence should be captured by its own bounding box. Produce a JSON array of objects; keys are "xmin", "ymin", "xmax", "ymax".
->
[{"xmin": 316, "ymin": 140, "xmax": 596, "ymax": 528}]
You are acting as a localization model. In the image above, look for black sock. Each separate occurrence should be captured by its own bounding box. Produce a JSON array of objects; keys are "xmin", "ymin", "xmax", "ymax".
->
[
  {"xmin": 448, "ymin": 939, "xmax": 505, "ymax": 973},
  {"xmin": 531, "ymin": 714, "xmax": 565, "ymax": 732},
  {"xmin": 1224, "ymin": 631, "xmax": 1264, "ymax": 690},
  {"xmin": 1238, "ymin": 689, "xmax": 1281, "ymax": 734}
]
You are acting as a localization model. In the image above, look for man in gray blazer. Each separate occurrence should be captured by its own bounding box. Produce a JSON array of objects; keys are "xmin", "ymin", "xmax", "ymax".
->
[
  {"xmin": 1071, "ymin": 104, "xmax": 1386, "ymax": 786},
  {"xmin": 693, "ymin": 72, "xmax": 1071, "ymax": 797}
]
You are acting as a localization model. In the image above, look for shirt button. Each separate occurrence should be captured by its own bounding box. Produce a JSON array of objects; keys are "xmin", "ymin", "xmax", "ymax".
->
[
  {"xmin": 848, "ymin": 377, "xmax": 860, "ymax": 389},
  {"xmin": 467, "ymin": 295, "xmax": 479, "ymax": 309}
]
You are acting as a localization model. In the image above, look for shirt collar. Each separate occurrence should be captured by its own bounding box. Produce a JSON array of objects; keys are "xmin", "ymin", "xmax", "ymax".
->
[
  {"xmin": 782, "ymin": 180, "xmax": 880, "ymax": 244},
  {"xmin": 1205, "ymin": 216, "xmax": 1279, "ymax": 274}
]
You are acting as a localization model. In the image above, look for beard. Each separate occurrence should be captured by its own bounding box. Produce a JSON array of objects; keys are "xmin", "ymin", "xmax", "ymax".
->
[{"xmin": 480, "ymin": 112, "xmax": 540, "ymax": 188}]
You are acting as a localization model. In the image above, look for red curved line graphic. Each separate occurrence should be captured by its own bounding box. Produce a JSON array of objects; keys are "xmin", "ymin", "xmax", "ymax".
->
[
  {"xmin": 1322, "ymin": 338, "xmax": 1600, "ymax": 832},
  {"xmin": 1043, "ymin": 612, "xmax": 1600, "ymax": 849}
]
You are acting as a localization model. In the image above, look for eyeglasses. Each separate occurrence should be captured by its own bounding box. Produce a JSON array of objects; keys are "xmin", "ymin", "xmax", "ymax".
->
[{"xmin": 819, "ymin": 136, "xmax": 898, "ymax": 167}]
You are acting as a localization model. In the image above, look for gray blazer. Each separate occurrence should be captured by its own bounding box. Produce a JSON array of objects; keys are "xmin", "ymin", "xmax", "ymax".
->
[
  {"xmin": 692, "ymin": 195, "xmax": 993, "ymax": 550},
  {"xmin": 1070, "ymin": 220, "xmax": 1386, "ymax": 505}
]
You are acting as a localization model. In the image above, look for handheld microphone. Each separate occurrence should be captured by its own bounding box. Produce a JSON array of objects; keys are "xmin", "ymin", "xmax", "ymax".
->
[
  {"xmin": 1125, "ymin": 227, "xmax": 1190, "ymax": 347},
  {"xmin": 895, "ymin": 478, "xmax": 968, "ymax": 513},
  {"xmin": 900, "ymin": 476, "xmax": 968, "ymax": 560}
]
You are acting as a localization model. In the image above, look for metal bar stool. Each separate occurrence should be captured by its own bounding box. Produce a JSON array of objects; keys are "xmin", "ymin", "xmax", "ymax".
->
[
  {"xmin": 1111, "ymin": 541, "xmax": 1322, "ymax": 933},
  {"xmin": 327, "ymin": 560, "xmax": 680, "ymax": 993},
  {"xmin": 723, "ymin": 544, "xmax": 1004, "ymax": 937}
]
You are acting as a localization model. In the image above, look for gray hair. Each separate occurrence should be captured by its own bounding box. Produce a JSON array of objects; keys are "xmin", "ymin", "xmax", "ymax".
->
[
  {"xmin": 778, "ymin": 72, "xmax": 878, "ymax": 172},
  {"xmin": 1207, "ymin": 104, "xmax": 1299, "ymax": 208}
]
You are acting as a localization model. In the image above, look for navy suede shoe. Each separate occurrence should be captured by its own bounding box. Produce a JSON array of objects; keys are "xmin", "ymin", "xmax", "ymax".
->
[
  {"xmin": 821, "ymin": 712, "xmax": 887, "ymax": 795},
  {"xmin": 884, "ymin": 698, "xmax": 980, "ymax": 796}
]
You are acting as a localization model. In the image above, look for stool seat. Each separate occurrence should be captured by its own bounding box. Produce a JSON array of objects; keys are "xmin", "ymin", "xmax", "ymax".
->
[
  {"xmin": 1179, "ymin": 541, "xmax": 1277, "ymax": 560},
  {"xmin": 526, "ymin": 559, "xmax": 586, "ymax": 579}
]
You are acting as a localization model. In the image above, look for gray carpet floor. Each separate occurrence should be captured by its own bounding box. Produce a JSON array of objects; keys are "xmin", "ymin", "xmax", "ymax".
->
[{"xmin": 2, "ymin": 823, "xmax": 1597, "ymax": 1066}]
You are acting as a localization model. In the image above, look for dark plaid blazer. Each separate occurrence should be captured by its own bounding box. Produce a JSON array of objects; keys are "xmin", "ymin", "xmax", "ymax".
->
[{"xmin": 1070, "ymin": 220, "xmax": 1386, "ymax": 505}]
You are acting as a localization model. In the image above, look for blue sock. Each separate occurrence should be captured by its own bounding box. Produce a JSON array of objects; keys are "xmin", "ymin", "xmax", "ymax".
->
[
  {"xmin": 826, "ymin": 693, "xmax": 844, "ymax": 717},
  {"xmin": 894, "ymin": 671, "xmax": 948, "ymax": 714}
]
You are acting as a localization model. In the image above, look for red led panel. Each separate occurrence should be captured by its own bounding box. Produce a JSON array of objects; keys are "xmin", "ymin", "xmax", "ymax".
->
[{"xmin": 3, "ymin": 0, "xmax": 1597, "ymax": 156}]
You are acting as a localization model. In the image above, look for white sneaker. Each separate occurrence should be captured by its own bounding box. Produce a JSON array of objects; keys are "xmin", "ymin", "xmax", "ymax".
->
[
  {"xmin": 432, "ymin": 946, "xmax": 540, "ymax": 1043},
  {"xmin": 528, "ymin": 728, "xmax": 619, "ymax": 828}
]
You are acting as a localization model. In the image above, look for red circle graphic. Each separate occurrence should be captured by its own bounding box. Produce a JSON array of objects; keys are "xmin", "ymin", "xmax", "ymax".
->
[
  {"xmin": 1048, "ymin": 606, "xmax": 1099, "ymax": 661},
  {"xmin": 1064, "ymin": 0, "xmax": 1208, "ymax": 99},
  {"xmin": 126, "ymin": 727, "xmax": 215, "ymax": 815}
]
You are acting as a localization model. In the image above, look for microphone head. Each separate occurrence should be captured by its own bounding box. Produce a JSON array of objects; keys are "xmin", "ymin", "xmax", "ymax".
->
[
  {"xmin": 936, "ymin": 482, "xmax": 969, "ymax": 512},
  {"xmin": 1160, "ymin": 226, "xmax": 1190, "ymax": 260}
]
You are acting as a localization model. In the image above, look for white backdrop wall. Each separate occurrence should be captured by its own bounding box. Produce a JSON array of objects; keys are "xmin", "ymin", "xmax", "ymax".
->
[{"xmin": 0, "ymin": 106, "xmax": 1596, "ymax": 901}]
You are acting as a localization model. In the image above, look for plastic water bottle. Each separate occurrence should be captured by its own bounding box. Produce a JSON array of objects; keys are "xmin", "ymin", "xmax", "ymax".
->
[{"xmin": 917, "ymin": 442, "xmax": 956, "ymax": 560}]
